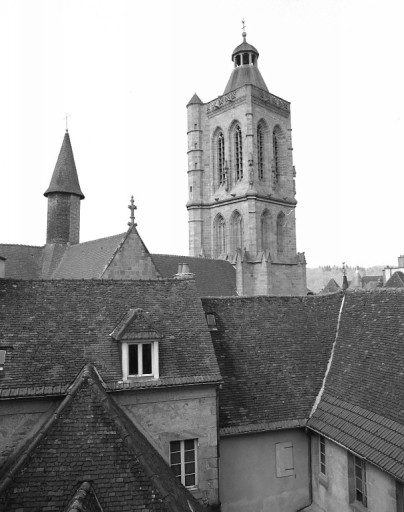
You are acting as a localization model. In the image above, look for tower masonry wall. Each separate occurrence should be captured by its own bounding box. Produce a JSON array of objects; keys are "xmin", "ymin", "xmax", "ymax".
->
[{"xmin": 46, "ymin": 193, "xmax": 80, "ymax": 245}]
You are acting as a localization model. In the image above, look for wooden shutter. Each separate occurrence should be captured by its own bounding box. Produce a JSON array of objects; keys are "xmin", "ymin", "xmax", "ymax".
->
[{"xmin": 276, "ymin": 441, "xmax": 294, "ymax": 477}]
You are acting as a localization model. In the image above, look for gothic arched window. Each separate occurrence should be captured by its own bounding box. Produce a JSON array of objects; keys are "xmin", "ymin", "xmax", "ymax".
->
[
  {"xmin": 273, "ymin": 129, "xmax": 280, "ymax": 183},
  {"xmin": 257, "ymin": 125, "xmax": 264, "ymax": 180},
  {"xmin": 231, "ymin": 211, "xmax": 243, "ymax": 253},
  {"xmin": 235, "ymin": 125, "xmax": 243, "ymax": 181},
  {"xmin": 277, "ymin": 212, "xmax": 286, "ymax": 256},
  {"xmin": 261, "ymin": 210, "xmax": 270, "ymax": 251},
  {"xmin": 218, "ymin": 132, "xmax": 225, "ymax": 186},
  {"xmin": 215, "ymin": 215, "xmax": 226, "ymax": 258}
]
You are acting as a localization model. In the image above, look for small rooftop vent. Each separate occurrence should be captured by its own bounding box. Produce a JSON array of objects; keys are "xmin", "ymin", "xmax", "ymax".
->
[{"xmin": 174, "ymin": 263, "xmax": 195, "ymax": 280}]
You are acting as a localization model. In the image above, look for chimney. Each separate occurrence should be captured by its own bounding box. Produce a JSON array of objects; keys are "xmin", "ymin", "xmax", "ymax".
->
[
  {"xmin": 398, "ymin": 255, "xmax": 404, "ymax": 267},
  {"xmin": 174, "ymin": 262, "xmax": 194, "ymax": 280},
  {"xmin": 0, "ymin": 256, "xmax": 6, "ymax": 278}
]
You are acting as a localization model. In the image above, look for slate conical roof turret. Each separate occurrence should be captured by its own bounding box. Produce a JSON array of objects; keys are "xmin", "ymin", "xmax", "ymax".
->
[
  {"xmin": 44, "ymin": 130, "xmax": 84, "ymax": 199},
  {"xmin": 223, "ymin": 32, "xmax": 269, "ymax": 94}
]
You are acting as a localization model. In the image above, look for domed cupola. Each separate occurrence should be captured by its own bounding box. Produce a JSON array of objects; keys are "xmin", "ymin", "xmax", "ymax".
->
[{"xmin": 223, "ymin": 31, "xmax": 269, "ymax": 95}]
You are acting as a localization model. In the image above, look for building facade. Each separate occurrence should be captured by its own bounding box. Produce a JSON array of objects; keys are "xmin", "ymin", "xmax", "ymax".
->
[{"xmin": 187, "ymin": 32, "xmax": 306, "ymax": 295}]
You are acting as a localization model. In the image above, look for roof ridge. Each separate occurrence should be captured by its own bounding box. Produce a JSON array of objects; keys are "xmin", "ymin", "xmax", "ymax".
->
[
  {"xmin": 69, "ymin": 232, "xmax": 126, "ymax": 247},
  {"xmin": 0, "ymin": 243, "xmax": 44, "ymax": 248}
]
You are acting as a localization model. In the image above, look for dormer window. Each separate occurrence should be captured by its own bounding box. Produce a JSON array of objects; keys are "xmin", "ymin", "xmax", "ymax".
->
[
  {"xmin": 206, "ymin": 313, "xmax": 218, "ymax": 331},
  {"xmin": 0, "ymin": 350, "xmax": 6, "ymax": 371},
  {"xmin": 122, "ymin": 341, "xmax": 159, "ymax": 381},
  {"xmin": 109, "ymin": 308, "xmax": 162, "ymax": 382}
]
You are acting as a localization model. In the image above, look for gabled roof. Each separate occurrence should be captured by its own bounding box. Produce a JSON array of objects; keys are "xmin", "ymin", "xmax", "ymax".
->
[
  {"xmin": 319, "ymin": 278, "xmax": 341, "ymax": 295},
  {"xmin": 201, "ymin": 293, "xmax": 343, "ymax": 434},
  {"xmin": 151, "ymin": 254, "xmax": 237, "ymax": 297},
  {"xmin": 0, "ymin": 279, "xmax": 221, "ymax": 394},
  {"xmin": 309, "ymin": 289, "xmax": 404, "ymax": 481},
  {"xmin": 44, "ymin": 131, "xmax": 84, "ymax": 199},
  {"xmin": 0, "ymin": 364, "xmax": 206, "ymax": 512},
  {"xmin": 385, "ymin": 271, "xmax": 404, "ymax": 288}
]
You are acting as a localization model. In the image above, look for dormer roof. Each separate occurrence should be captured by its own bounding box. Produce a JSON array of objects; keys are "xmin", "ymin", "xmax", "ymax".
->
[{"xmin": 44, "ymin": 131, "xmax": 85, "ymax": 199}]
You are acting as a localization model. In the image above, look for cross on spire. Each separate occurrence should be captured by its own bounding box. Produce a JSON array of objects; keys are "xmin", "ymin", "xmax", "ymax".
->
[
  {"xmin": 65, "ymin": 113, "xmax": 70, "ymax": 132},
  {"xmin": 128, "ymin": 196, "xmax": 137, "ymax": 227}
]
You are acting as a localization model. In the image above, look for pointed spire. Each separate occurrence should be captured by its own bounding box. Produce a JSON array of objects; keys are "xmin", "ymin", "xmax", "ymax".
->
[
  {"xmin": 186, "ymin": 93, "xmax": 203, "ymax": 107},
  {"xmin": 44, "ymin": 131, "xmax": 84, "ymax": 199}
]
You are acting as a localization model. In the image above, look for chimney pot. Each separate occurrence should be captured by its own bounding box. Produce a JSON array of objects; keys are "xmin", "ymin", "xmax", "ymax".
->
[{"xmin": 398, "ymin": 255, "xmax": 404, "ymax": 267}]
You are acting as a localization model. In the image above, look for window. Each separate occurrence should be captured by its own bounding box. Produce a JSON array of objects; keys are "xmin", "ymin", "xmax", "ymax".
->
[
  {"xmin": 218, "ymin": 132, "xmax": 225, "ymax": 185},
  {"xmin": 0, "ymin": 350, "xmax": 6, "ymax": 371},
  {"xmin": 273, "ymin": 129, "xmax": 280, "ymax": 182},
  {"xmin": 348, "ymin": 452, "xmax": 367, "ymax": 508},
  {"xmin": 215, "ymin": 215, "xmax": 226, "ymax": 258},
  {"xmin": 261, "ymin": 210, "xmax": 270, "ymax": 252},
  {"xmin": 231, "ymin": 211, "xmax": 243, "ymax": 253},
  {"xmin": 257, "ymin": 125, "xmax": 264, "ymax": 180},
  {"xmin": 276, "ymin": 441, "xmax": 294, "ymax": 477},
  {"xmin": 121, "ymin": 341, "xmax": 159, "ymax": 381},
  {"xmin": 235, "ymin": 125, "xmax": 243, "ymax": 180},
  {"xmin": 170, "ymin": 439, "xmax": 198, "ymax": 488},
  {"xmin": 205, "ymin": 313, "xmax": 218, "ymax": 331},
  {"xmin": 319, "ymin": 435, "xmax": 326, "ymax": 475},
  {"xmin": 397, "ymin": 480, "xmax": 404, "ymax": 512}
]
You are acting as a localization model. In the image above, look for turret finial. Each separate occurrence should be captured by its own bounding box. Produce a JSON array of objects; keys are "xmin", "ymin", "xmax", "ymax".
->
[
  {"xmin": 65, "ymin": 113, "xmax": 70, "ymax": 132},
  {"xmin": 241, "ymin": 18, "xmax": 246, "ymax": 41},
  {"xmin": 128, "ymin": 196, "xmax": 137, "ymax": 227}
]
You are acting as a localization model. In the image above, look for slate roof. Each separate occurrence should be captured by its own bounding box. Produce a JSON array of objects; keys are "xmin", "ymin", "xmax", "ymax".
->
[
  {"xmin": 232, "ymin": 40, "xmax": 259, "ymax": 58},
  {"xmin": 44, "ymin": 131, "xmax": 84, "ymax": 198},
  {"xmin": 151, "ymin": 254, "xmax": 237, "ymax": 296},
  {"xmin": 52, "ymin": 233, "xmax": 126, "ymax": 278},
  {"xmin": 201, "ymin": 293, "xmax": 343, "ymax": 434},
  {"xmin": 187, "ymin": 93, "xmax": 203, "ymax": 107},
  {"xmin": 309, "ymin": 289, "xmax": 404, "ymax": 481},
  {"xmin": 0, "ymin": 364, "xmax": 206, "ymax": 512},
  {"xmin": 385, "ymin": 271, "xmax": 404, "ymax": 288},
  {"xmin": 0, "ymin": 244, "xmax": 43, "ymax": 279},
  {"xmin": 0, "ymin": 279, "xmax": 221, "ymax": 393},
  {"xmin": 223, "ymin": 66, "xmax": 269, "ymax": 95}
]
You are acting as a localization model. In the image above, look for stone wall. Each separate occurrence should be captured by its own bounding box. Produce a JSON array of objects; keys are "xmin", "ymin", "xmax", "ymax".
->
[{"xmin": 112, "ymin": 385, "xmax": 219, "ymax": 507}]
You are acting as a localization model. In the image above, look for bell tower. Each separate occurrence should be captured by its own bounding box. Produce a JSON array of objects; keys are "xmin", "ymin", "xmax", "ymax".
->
[{"xmin": 186, "ymin": 29, "xmax": 306, "ymax": 295}]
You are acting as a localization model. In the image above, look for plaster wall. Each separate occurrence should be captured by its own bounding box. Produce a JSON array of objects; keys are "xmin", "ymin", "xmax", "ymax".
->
[
  {"xmin": 311, "ymin": 433, "xmax": 398, "ymax": 512},
  {"xmin": 219, "ymin": 428, "xmax": 310, "ymax": 512},
  {"xmin": 112, "ymin": 385, "xmax": 218, "ymax": 507}
]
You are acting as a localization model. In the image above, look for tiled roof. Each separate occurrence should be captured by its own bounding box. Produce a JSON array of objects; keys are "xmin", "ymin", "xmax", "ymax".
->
[
  {"xmin": 0, "ymin": 279, "xmax": 221, "ymax": 390},
  {"xmin": 385, "ymin": 271, "xmax": 404, "ymax": 288},
  {"xmin": 201, "ymin": 294, "xmax": 343, "ymax": 432},
  {"xmin": 223, "ymin": 66, "xmax": 269, "ymax": 95},
  {"xmin": 44, "ymin": 131, "xmax": 84, "ymax": 199},
  {"xmin": 309, "ymin": 289, "xmax": 404, "ymax": 480},
  {"xmin": 152, "ymin": 254, "xmax": 237, "ymax": 297},
  {"xmin": 187, "ymin": 93, "xmax": 203, "ymax": 106},
  {"xmin": 51, "ymin": 233, "xmax": 126, "ymax": 278},
  {"xmin": 309, "ymin": 393, "xmax": 404, "ymax": 481},
  {"xmin": 0, "ymin": 244, "xmax": 43, "ymax": 279},
  {"xmin": 0, "ymin": 364, "xmax": 206, "ymax": 512}
]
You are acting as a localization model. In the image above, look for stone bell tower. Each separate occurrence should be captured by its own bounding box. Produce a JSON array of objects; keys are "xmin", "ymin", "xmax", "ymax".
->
[{"xmin": 186, "ymin": 30, "xmax": 306, "ymax": 295}]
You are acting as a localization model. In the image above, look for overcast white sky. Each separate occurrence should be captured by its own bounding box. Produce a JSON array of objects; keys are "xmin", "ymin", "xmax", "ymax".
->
[{"xmin": 1, "ymin": 0, "xmax": 403, "ymax": 267}]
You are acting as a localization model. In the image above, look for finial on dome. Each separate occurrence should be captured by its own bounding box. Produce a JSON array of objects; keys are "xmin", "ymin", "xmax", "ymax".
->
[{"xmin": 241, "ymin": 18, "xmax": 246, "ymax": 41}]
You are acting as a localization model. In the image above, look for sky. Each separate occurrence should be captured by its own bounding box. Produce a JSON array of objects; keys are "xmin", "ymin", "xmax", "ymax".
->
[{"xmin": 0, "ymin": 0, "xmax": 403, "ymax": 268}]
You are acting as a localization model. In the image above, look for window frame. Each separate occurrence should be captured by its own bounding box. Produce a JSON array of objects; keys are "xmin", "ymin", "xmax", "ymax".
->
[
  {"xmin": 319, "ymin": 435, "xmax": 326, "ymax": 476},
  {"xmin": 170, "ymin": 439, "xmax": 198, "ymax": 489},
  {"xmin": 121, "ymin": 340, "xmax": 159, "ymax": 381},
  {"xmin": 234, "ymin": 124, "xmax": 243, "ymax": 181},
  {"xmin": 257, "ymin": 125, "xmax": 264, "ymax": 181},
  {"xmin": 348, "ymin": 452, "xmax": 368, "ymax": 509}
]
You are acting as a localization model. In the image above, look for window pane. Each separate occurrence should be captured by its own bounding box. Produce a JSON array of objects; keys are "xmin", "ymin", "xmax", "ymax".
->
[
  {"xmin": 170, "ymin": 452, "xmax": 181, "ymax": 465},
  {"xmin": 128, "ymin": 345, "xmax": 138, "ymax": 375},
  {"xmin": 185, "ymin": 450, "xmax": 195, "ymax": 462},
  {"xmin": 170, "ymin": 441, "xmax": 180, "ymax": 453},
  {"xmin": 142, "ymin": 343, "xmax": 152, "ymax": 374},
  {"xmin": 185, "ymin": 474, "xmax": 196, "ymax": 487},
  {"xmin": 184, "ymin": 439, "xmax": 194, "ymax": 451},
  {"xmin": 185, "ymin": 462, "xmax": 195, "ymax": 475}
]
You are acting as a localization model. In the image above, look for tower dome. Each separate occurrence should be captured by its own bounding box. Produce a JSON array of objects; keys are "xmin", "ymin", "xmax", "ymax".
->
[{"xmin": 224, "ymin": 33, "xmax": 268, "ymax": 94}]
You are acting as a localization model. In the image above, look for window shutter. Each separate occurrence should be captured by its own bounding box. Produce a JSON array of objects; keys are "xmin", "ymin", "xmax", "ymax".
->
[
  {"xmin": 347, "ymin": 451, "xmax": 356, "ymax": 503},
  {"xmin": 276, "ymin": 441, "xmax": 294, "ymax": 477}
]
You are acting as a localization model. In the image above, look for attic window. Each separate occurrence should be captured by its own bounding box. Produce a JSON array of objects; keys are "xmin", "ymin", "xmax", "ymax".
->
[
  {"xmin": 122, "ymin": 341, "xmax": 159, "ymax": 381},
  {"xmin": 206, "ymin": 313, "xmax": 218, "ymax": 331},
  {"xmin": 0, "ymin": 350, "xmax": 5, "ymax": 371}
]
